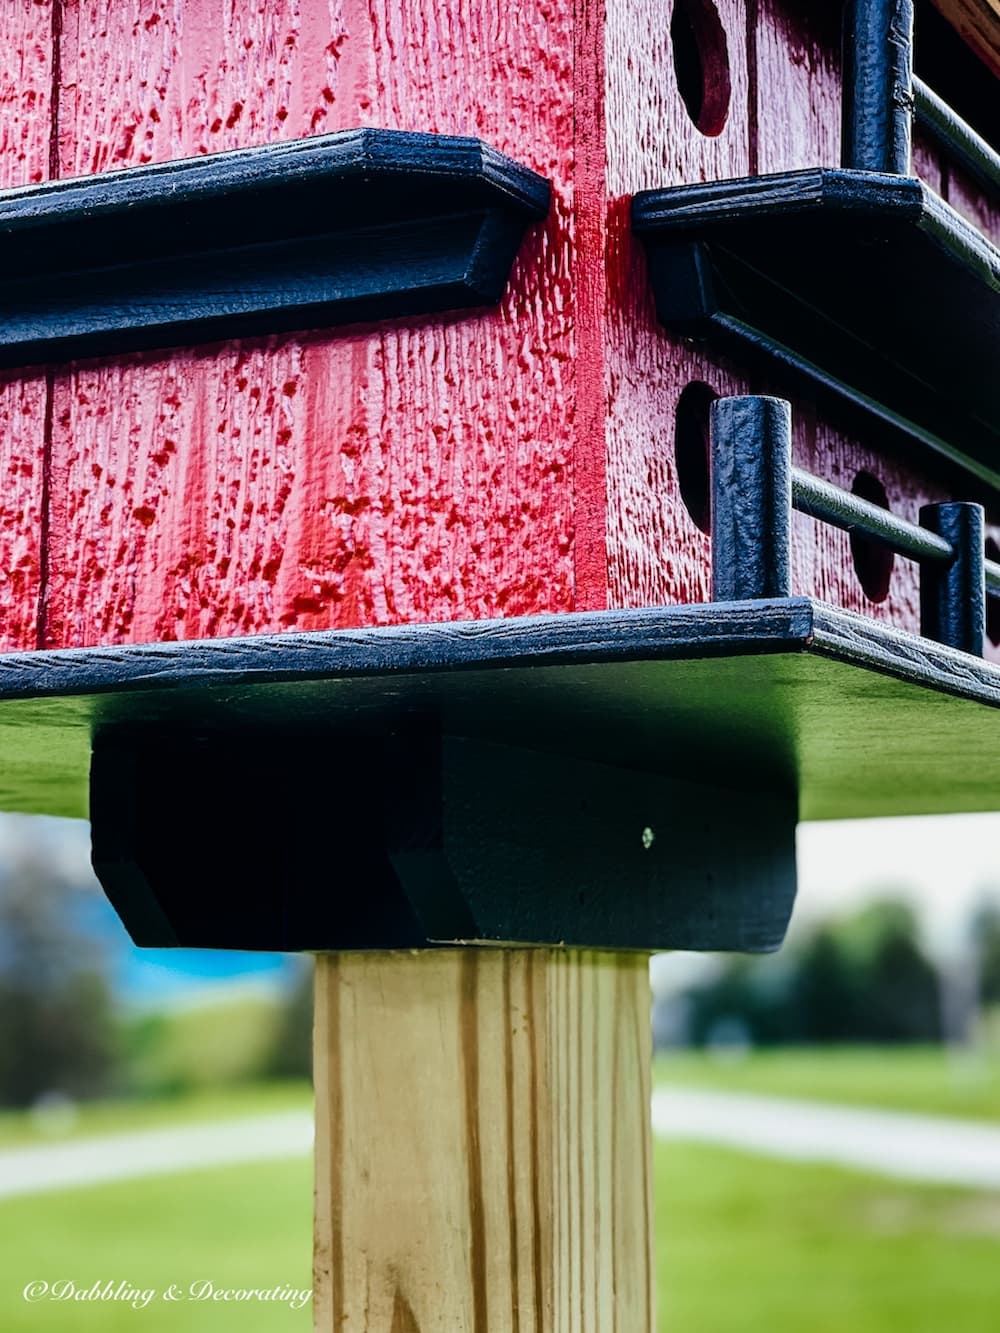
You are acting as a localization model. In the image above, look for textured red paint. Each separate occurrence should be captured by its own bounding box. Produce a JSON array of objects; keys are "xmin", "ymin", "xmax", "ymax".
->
[
  {"xmin": 602, "ymin": 0, "xmax": 993, "ymax": 648},
  {"xmin": 605, "ymin": 0, "xmax": 751, "ymax": 610},
  {"xmin": 941, "ymin": 161, "xmax": 1000, "ymax": 247},
  {"xmin": 0, "ymin": 0, "xmax": 994, "ymax": 657},
  {"xmin": 753, "ymin": 1, "xmax": 842, "ymax": 172},
  {"xmin": 571, "ymin": 0, "xmax": 610, "ymax": 611},
  {"xmin": 0, "ymin": 2, "xmax": 53, "ymax": 651},
  {"xmin": 43, "ymin": 0, "xmax": 580, "ymax": 646}
]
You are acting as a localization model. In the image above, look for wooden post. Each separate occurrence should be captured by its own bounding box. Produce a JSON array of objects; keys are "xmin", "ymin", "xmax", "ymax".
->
[{"xmin": 313, "ymin": 949, "xmax": 654, "ymax": 1332}]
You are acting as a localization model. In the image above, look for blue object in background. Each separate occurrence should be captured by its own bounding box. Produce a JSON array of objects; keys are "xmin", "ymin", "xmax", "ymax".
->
[{"xmin": 0, "ymin": 812, "xmax": 296, "ymax": 1007}]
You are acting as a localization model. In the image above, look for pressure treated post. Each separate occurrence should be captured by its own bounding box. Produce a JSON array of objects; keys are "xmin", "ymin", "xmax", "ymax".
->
[{"xmin": 313, "ymin": 950, "xmax": 654, "ymax": 1332}]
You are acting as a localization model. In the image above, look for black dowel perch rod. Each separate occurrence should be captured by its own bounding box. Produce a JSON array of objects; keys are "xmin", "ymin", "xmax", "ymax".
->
[
  {"xmin": 791, "ymin": 469, "xmax": 953, "ymax": 564},
  {"xmin": 710, "ymin": 396, "xmax": 793, "ymax": 602},
  {"xmin": 712, "ymin": 395, "xmax": 996, "ymax": 661}
]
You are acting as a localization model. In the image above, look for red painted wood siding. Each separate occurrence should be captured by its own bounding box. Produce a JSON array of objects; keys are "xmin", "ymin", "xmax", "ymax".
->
[
  {"xmin": 42, "ymin": 0, "xmax": 583, "ymax": 646},
  {"xmin": 0, "ymin": 0, "xmax": 994, "ymax": 658},
  {"xmin": 0, "ymin": 2, "xmax": 54, "ymax": 650}
]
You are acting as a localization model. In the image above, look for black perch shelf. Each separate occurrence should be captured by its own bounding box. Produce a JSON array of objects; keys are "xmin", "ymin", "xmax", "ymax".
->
[
  {"xmin": 0, "ymin": 595, "xmax": 998, "ymax": 954},
  {"xmin": 0, "ymin": 128, "xmax": 550, "ymax": 366},
  {"xmin": 632, "ymin": 168, "xmax": 1000, "ymax": 489}
]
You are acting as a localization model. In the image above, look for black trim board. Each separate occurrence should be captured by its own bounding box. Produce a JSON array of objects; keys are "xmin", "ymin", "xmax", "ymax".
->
[
  {"xmin": 0, "ymin": 129, "xmax": 550, "ymax": 366},
  {"xmin": 632, "ymin": 168, "xmax": 1000, "ymax": 490},
  {"xmin": 0, "ymin": 598, "xmax": 997, "ymax": 826}
]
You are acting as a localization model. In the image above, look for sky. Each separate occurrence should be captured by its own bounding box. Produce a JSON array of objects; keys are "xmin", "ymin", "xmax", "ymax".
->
[{"xmin": 795, "ymin": 812, "xmax": 1000, "ymax": 955}]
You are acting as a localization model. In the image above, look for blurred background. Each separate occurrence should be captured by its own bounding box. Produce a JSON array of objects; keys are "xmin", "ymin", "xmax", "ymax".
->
[{"xmin": 2, "ymin": 811, "xmax": 1000, "ymax": 1330}]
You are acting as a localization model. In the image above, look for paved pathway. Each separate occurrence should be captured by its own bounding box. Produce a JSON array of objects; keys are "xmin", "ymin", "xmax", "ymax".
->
[
  {"xmin": 652, "ymin": 1088, "xmax": 1000, "ymax": 1189},
  {"xmin": 4, "ymin": 1091, "xmax": 1000, "ymax": 1198},
  {"xmin": 0, "ymin": 1111, "xmax": 312, "ymax": 1200}
]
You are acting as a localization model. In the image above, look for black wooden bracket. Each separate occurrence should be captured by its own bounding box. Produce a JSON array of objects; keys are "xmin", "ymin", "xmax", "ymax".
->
[
  {"xmin": 89, "ymin": 728, "xmax": 796, "ymax": 954},
  {"xmin": 0, "ymin": 129, "xmax": 549, "ymax": 367},
  {"xmin": 632, "ymin": 169, "xmax": 1000, "ymax": 489}
]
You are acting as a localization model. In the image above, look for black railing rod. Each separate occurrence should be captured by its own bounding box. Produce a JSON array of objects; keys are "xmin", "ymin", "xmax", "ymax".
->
[
  {"xmin": 713, "ymin": 396, "xmax": 993, "ymax": 655},
  {"xmin": 791, "ymin": 468, "xmax": 952, "ymax": 564},
  {"xmin": 842, "ymin": 0, "xmax": 914, "ymax": 174},
  {"xmin": 913, "ymin": 77, "xmax": 1000, "ymax": 196}
]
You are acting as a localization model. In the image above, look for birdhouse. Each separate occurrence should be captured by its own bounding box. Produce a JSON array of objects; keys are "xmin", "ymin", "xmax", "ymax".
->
[
  {"xmin": 2, "ymin": 1, "xmax": 997, "ymax": 1328},
  {"xmin": 0, "ymin": 0, "xmax": 996, "ymax": 963},
  {"xmin": 0, "ymin": 0, "xmax": 997, "ymax": 965}
]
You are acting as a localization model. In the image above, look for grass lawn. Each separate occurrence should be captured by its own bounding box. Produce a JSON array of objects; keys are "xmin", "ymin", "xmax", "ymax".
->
[
  {"xmin": 3, "ymin": 1073, "xmax": 1000, "ymax": 1330},
  {"xmin": 1, "ymin": 1158, "xmax": 313, "ymax": 1333},
  {"xmin": 656, "ymin": 1141, "xmax": 1000, "ymax": 1333},
  {"xmin": 656, "ymin": 1044, "xmax": 1000, "ymax": 1120}
]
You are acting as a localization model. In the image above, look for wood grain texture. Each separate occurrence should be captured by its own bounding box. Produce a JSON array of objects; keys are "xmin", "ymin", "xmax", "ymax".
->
[
  {"xmin": 22, "ymin": 0, "xmax": 999, "ymax": 664},
  {"xmin": 752, "ymin": 0, "xmax": 843, "ymax": 172},
  {"xmin": 912, "ymin": 123, "xmax": 945, "ymax": 193},
  {"xmin": 605, "ymin": 0, "xmax": 750, "ymax": 610},
  {"xmin": 0, "ymin": 2, "xmax": 53, "ymax": 650},
  {"xmin": 942, "ymin": 158, "xmax": 1000, "ymax": 244},
  {"xmin": 313, "ymin": 949, "xmax": 654, "ymax": 1333},
  {"xmin": 44, "ymin": 0, "xmax": 582, "ymax": 647},
  {"xmin": 604, "ymin": 0, "xmax": 975, "ymax": 637},
  {"xmin": 929, "ymin": 0, "xmax": 1000, "ymax": 78}
]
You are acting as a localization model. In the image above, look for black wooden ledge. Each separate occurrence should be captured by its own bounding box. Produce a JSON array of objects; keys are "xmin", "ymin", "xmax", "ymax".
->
[
  {"xmin": 0, "ymin": 599, "xmax": 998, "ymax": 821},
  {"xmin": 632, "ymin": 168, "xmax": 1000, "ymax": 489},
  {"xmin": 0, "ymin": 129, "xmax": 550, "ymax": 366},
  {"xmin": 0, "ymin": 601, "xmax": 998, "ymax": 954}
]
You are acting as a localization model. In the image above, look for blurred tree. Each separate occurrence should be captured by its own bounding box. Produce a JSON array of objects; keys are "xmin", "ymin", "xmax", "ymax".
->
[
  {"xmin": 676, "ymin": 898, "xmax": 941, "ymax": 1048},
  {"xmin": 687, "ymin": 955, "xmax": 801, "ymax": 1048},
  {"xmin": 0, "ymin": 849, "xmax": 117, "ymax": 1106},
  {"xmin": 789, "ymin": 927, "xmax": 859, "ymax": 1042},
  {"xmin": 972, "ymin": 901, "xmax": 1000, "ymax": 1005},
  {"xmin": 838, "ymin": 901, "xmax": 941, "ymax": 1042}
]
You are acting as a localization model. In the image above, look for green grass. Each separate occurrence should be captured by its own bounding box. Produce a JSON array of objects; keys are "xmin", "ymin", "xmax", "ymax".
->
[
  {"xmin": 0, "ymin": 1080, "xmax": 311, "ymax": 1148},
  {"xmin": 656, "ymin": 1140, "xmax": 1000, "ymax": 1333},
  {"xmin": 121, "ymin": 994, "xmax": 289, "ymax": 1094},
  {"xmin": 656, "ymin": 1044, "xmax": 1000, "ymax": 1120},
  {"xmin": 3, "ymin": 1125, "xmax": 999, "ymax": 1331},
  {"xmin": 1, "ymin": 1159, "xmax": 312, "ymax": 1333},
  {"xmin": 5, "ymin": 1047, "xmax": 1000, "ymax": 1330}
]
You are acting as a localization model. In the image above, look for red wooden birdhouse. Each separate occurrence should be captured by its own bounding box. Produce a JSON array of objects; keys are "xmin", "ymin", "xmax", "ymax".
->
[
  {"xmin": 3, "ymin": 4, "xmax": 1000, "ymax": 1331},
  {"xmin": 0, "ymin": 0, "xmax": 995, "ymax": 959}
]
